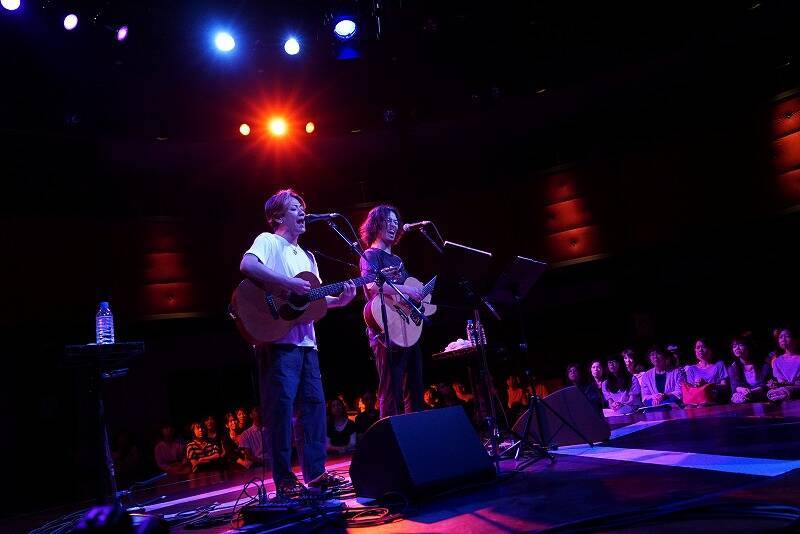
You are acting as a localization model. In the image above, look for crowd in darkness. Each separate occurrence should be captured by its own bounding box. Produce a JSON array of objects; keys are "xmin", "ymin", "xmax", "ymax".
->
[
  {"xmin": 109, "ymin": 327, "xmax": 799, "ymax": 485},
  {"xmin": 562, "ymin": 327, "xmax": 800, "ymax": 416}
]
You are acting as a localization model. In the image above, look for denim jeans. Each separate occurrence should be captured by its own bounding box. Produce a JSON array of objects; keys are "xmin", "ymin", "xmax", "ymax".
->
[
  {"xmin": 257, "ymin": 344, "xmax": 327, "ymax": 485},
  {"xmin": 369, "ymin": 334, "xmax": 425, "ymax": 419}
]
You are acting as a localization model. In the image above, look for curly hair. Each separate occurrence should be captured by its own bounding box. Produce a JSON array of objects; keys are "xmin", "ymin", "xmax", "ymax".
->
[{"xmin": 359, "ymin": 204, "xmax": 402, "ymax": 247}]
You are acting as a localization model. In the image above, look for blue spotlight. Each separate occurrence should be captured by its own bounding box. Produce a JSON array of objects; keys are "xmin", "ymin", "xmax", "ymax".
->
[
  {"xmin": 333, "ymin": 19, "xmax": 357, "ymax": 40},
  {"xmin": 214, "ymin": 31, "xmax": 235, "ymax": 52},
  {"xmin": 284, "ymin": 37, "xmax": 300, "ymax": 56},
  {"xmin": 1, "ymin": 0, "xmax": 21, "ymax": 11}
]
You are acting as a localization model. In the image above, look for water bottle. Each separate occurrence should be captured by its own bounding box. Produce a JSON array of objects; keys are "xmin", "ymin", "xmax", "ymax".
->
[
  {"xmin": 477, "ymin": 322, "xmax": 487, "ymax": 346},
  {"xmin": 466, "ymin": 320, "xmax": 475, "ymax": 346},
  {"xmin": 96, "ymin": 301, "xmax": 116, "ymax": 344}
]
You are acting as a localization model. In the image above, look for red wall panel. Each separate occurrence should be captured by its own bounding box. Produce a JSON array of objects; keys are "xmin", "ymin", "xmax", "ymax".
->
[
  {"xmin": 773, "ymin": 96, "xmax": 800, "ymax": 138},
  {"xmin": 773, "ymin": 130, "xmax": 800, "ymax": 172}
]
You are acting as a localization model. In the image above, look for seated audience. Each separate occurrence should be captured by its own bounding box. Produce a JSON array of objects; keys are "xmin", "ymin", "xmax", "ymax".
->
[
  {"xmin": 602, "ymin": 356, "xmax": 642, "ymax": 414},
  {"xmin": 437, "ymin": 382, "xmax": 463, "ymax": 408},
  {"xmin": 111, "ymin": 431, "xmax": 143, "ymax": 485},
  {"xmin": 639, "ymin": 347, "xmax": 683, "ymax": 406},
  {"xmin": 683, "ymin": 338, "xmax": 729, "ymax": 404},
  {"xmin": 453, "ymin": 381, "xmax": 474, "ymax": 403},
  {"xmin": 203, "ymin": 415, "xmax": 222, "ymax": 449},
  {"xmin": 154, "ymin": 423, "xmax": 189, "ymax": 475},
  {"xmin": 729, "ymin": 335, "xmax": 772, "ymax": 404},
  {"xmin": 185, "ymin": 422, "xmax": 222, "ymax": 473},
  {"xmin": 622, "ymin": 348, "xmax": 646, "ymax": 380},
  {"xmin": 666, "ymin": 344, "xmax": 684, "ymax": 371},
  {"xmin": 326, "ymin": 398, "xmax": 357, "ymax": 455},
  {"xmin": 354, "ymin": 391, "xmax": 380, "ymax": 438},
  {"xmin": 566, "ymin": 363, "xmax": 604, "ymax": 413},
  {"xmin": 238, "ymin": 406, "xmax": 266, "ymax": 468},
  {"xmin": 506, "ymin": 374, "xmax": 530, "ymax": 422},
  {"xmin": 235, "ymin": 407, "xmax": 249, "ymax": 436},
  {"xmin": 768, "ymin": 327, "xmax": 800, "ymax": 402},
  {"xmin": 590, "ymin": 359, "xmax": 606, "ymax": 393},
  {"xmin": 221, "ymin": 412, "xmax": 250, "ymax": 469},
  {"xmin": 423, "ymin": 387, "xmax": 441, "ymax": 409}
]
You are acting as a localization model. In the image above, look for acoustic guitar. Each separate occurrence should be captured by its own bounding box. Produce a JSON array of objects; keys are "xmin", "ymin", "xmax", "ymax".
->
[
  {"xmin": 363, "ymin": 276, "xmax": 437, "ymax": 348},
  {"xmin": 231, "ymin": 271, "xmax": 376, "ymax": 345}
]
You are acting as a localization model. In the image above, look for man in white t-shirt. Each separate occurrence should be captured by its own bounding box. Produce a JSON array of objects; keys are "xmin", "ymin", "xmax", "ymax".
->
[{"xmin": 240, "ymin": 189, "xmax": 356, "ymax": 497}]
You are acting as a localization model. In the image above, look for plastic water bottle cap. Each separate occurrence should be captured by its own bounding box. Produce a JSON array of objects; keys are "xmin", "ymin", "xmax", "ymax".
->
[{"xmin": 99, "ymin": 301, "xmax": 110, "ymax": 308}]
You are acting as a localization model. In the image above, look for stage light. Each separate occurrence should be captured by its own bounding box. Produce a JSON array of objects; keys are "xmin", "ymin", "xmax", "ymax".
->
[
  {"xmin": 267, "ymin": 117, "xmax": 288, "ymax": 137},
  {"xmin": 334, "ymin": 19, "xmax": 357, "ymax": 40},
  {"xmin": 116, "ymin": 26, "xmax": 128, "ymax": 42},
  {"xmin": 1, "ymin": 0, "xmax": 21, "ymax": 12},
  {"xmin": 239, "ymin": 123, "xmax": 251, "ymax": 136},
  {"xmin": 214, "ymin": 31, "xmax": 235, "ymax": 52},
  {"xmin": 64, "ymin": 14, "xmax": 78, "ymax": 31},
  {"xmin": 284, "ymin": 37, "xmax": 300, "ymax": 56},
  {"xmin": 305, "ymin": 121, "xmax": 315, "ymax": 134}
]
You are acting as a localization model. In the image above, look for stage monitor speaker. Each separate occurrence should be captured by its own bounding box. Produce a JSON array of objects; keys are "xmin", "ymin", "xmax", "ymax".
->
[
  {"xmin": 349, "ymin": 406, "xmax": 496, "ymax": 500},
  {"xmin": 512, "ymin": 386, "xmax": 610, "ymax": 446}
]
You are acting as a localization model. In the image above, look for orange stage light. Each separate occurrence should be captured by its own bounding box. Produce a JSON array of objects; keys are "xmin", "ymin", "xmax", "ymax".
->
[
  {"xmin": 305, "ymin": 121, "xmax": 315, "ymax": 134},
  {"xmin": 239, "ymin": 123, "xmax": 251, "ymax": 136},
  {"xmin": 268, "ymin": 117, "xmax": 288, "ymax": 137}
]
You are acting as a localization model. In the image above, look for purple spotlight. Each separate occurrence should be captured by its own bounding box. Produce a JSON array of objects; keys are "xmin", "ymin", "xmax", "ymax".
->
[
  {"xmin": 63, "ymin": 14, "xmax": 78, "ymax": 31},
  {"xmin": 116, "ymin": 26, "xmax": 128, "ymax": 42}
]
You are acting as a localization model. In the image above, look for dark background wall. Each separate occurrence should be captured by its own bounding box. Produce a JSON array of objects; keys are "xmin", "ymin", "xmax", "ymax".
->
[{"xmin": 2, "ymin": 0, "xmax": 800, "ymax": 517}]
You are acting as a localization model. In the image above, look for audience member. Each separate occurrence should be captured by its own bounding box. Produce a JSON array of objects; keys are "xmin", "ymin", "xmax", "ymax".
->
[
  {"xmin": 154, "ymin": 424, "xmax": 189, "ymax": 475},
  {"xmin": 238, "ymin": 406, "xmax": 266, "ymax": 468},
  {"xmin": 602, "ymin": 356, "xmax": 642, "ymax": 414},
  {"xmin": 326, "ymin": 398, "xmax": 357, "ymax": 455},
  {"xmin": 453, "ymin": 381, "xmax": 474, "ymax": 403},
  {"xmin": 622, "ymin": 348, "xmax": 646, "ymax": 379},
  {"xmin": 354, "ymin": 391, "xmax": 380, "ymax": 438},
  {"xmin": 683, "ymin": 338, "xmax": 729, "ymax": 404},
  {"xmin": 566, "ymin": 363, "xmax": 604, "ymax": 413},
  {"xmin": 506, "ymin": 374, "xmax": 530, "ymax": 422},
  {"xmin": 768, "ymin": 328, "xmax": 800, "ymax": 402},
  {"xmin": 203, "ymin": 415, "xmax": 222, "ymax": 449},
  {"xmin": 590, "ymin": 359, "xmax": 605, "ymax": 391},
  {"xmin": 729, "ymin": 336, "xmax": 772, "ymax": 404},
  {"xmin": 666, "ymin": 344, "xmax": 683, "ymax": 371},
  {"xmin": 221, "ymin": 412, "xmax": 250, "ymax": 469},
  {"xmin": 423, "ymin": 387, "xmax": 441, "ymax": 409},
  {"xmin": 185, "ymin": 422, "xmax": 222, "ymax": 473},
  {"xmin": 235, "ymin": 407, "xmax": 249, "ymax": 436},
  {"xmin": 639, "ymin": 347, "xmax": 683, "ymax": 406},
  {"xmin": 437, "ymin": 382, "xmax": 463, "ymax": 408}
]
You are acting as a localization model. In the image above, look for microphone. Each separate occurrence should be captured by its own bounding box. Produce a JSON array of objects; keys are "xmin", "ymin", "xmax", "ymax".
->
[
  {"xmin": 402, "ymin": 220, "xmax": 431, "ymax": 232},
  {"xmin": 304, "ymin": 213, "xmax": 340, "ymax": 223}
]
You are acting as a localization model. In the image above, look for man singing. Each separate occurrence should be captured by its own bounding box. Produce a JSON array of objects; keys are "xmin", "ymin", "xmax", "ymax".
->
[
  {"xmin": 359, "ymin": 205, "xmax": 426, "ymax": 418},
  {"xmin": 240, "ymin": 189, "xmax": 356, "ymax": 497}
]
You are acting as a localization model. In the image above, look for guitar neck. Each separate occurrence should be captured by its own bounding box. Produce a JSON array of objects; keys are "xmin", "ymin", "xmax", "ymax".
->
[
  {"xmin": 308, "ymin": 273, "xmax": 376, "ymax": 302},
  {"xmin": 420, "ymin": 276, "xmax": 437, "ymax": 299}
]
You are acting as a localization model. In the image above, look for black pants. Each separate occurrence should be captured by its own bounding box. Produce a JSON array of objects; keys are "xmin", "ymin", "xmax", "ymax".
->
[{"xmin": 370, "ymin": 332, "xmax": 425, "ymax": 419}]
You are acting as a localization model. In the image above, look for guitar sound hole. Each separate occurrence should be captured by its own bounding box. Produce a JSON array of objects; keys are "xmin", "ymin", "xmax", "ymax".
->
[{"xmin": 287, "ymin": 293, "xmax": 310, "ymax": 310}]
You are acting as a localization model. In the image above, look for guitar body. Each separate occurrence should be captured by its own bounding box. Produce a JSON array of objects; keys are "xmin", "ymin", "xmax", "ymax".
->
[
  {"xmin": 231, "ymin": 272, "xmax": 327, "ymax": 346},
  {"xmin": 363, "ymin": 277, "xmax": 437, "ymax": 348}
]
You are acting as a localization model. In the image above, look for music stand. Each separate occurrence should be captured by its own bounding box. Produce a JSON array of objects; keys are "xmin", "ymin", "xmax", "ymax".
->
[
  {"xmin": 434, "ymin": 241, "xmax": 506, "ymax": 459},
  {"xmin": 486, "ymin": 257, "xmax": 596, "ymax": 468}
]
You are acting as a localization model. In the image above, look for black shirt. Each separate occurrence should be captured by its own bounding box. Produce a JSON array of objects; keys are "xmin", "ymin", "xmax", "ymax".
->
[
  {"xmin": 327, "ymin": 419, "xmax": 357, "ymax": 447},
  {"xmin": 359, "ymin": 248, "xmax": 410, "ymax": 285}
]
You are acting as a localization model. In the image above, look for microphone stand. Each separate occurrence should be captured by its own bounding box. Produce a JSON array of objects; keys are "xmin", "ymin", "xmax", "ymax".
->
[
  {"xmin": 324, "ymin": 218, "xmax": 429, "ymax": 351},
  {"xmin": 419, "ymin": 227, "xmax": 444, "ymax": 255}
]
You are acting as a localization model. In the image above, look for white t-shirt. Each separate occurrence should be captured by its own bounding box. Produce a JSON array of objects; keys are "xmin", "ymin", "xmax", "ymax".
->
[
  {"xmin": 244, "ymin": 232, "xmax": 320, "ymax": 347},
  {"xmin": 684, "ymin": 361, "xmax": 728, "ymax": 385}
]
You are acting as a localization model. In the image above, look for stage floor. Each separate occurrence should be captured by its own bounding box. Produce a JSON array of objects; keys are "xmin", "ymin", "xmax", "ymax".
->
[{"xmin": 10, "ymin": 401, "xmax": 800, "ymax": 533}]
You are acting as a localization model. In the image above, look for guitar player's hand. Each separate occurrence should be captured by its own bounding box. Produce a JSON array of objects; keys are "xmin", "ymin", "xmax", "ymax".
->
[
  {"xmin": 404, "ymin": 286, "xmax": 425, "ymax": 302},
  {"xmin": 337, "ymin": 281, "xmax": 357, "ymax": 306},
  {"xmin": 285, "ymin": 276, "xmax": 312, "ymax": 295}
]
